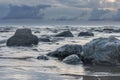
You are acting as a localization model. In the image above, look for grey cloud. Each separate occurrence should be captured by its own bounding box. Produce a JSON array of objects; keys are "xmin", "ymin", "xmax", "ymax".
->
[{"xmin": 0, "ymin": 0, "xmax": 120, "ymax": 21}]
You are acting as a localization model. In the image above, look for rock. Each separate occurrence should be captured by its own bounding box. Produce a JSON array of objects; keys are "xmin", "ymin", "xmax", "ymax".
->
[
  {"xmin": 78, "ymin": 32, "xmax": 94, "ymax": 36},
  {"xmin": 39, "ymin": 37, "xmax": 51, "ymax": 42},
  {"xmin": 82, "ymin": 37, "xmax": 120, "ymax": 65},
  {"xmin": 103, "ymin": 28, "xmax": 114, "ymax": 33},
  {"xmin": 47, "ymin": 44, "xmax": 82, "ymax": 60},
  {"xmin": 37, "ymin": 55, "xmax": 49, "ymax": 60},
  {"xmin": 62, "ymin": 54, "xmax": 82, "ymax": 65},
  {"xmin": 55, "ymin": 31, "xmax": 74, "ymax": 37},
  {"xmin": 103, "ymin": 28, "xmax": 120, "ymax": 33},
  {"xmin": 34, "ymin": 31, "xmax": 40, "ymax": 33},
  {"xmin": 7, "ymin": 28, "xmax": 39, "ymax": 46},
  {"xmin": 0, "ymin": 39, "xmax": 7, "ymax": 44}
]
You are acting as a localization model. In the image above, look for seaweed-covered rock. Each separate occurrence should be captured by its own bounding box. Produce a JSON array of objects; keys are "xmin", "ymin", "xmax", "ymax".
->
[
  {"xmin": 47, "ymin": 44, "xmax": 82, "ymax": 60},
  {"xmin": 7, "ymin": 28, "xmax": 39, "ymax": 46},
  {"xmin": 55, "ymin": 31, "xmax": 74, "ymax": 37},
  {"xmin": 78, "ymin": 32, "xmax": 94, "ymax": 36},
  {"xmin": 83, "ymin": 37, "xmax": 120, "ymax": 65},
  {"xmin": 62, "ymin": 54, "xmax": 82, "ymax": 65}
]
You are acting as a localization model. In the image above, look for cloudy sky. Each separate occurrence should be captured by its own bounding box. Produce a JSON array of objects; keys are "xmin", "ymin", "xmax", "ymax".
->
[{"xmin": 0, "ymin": 0, "xmax": 120, "ymax": 21}]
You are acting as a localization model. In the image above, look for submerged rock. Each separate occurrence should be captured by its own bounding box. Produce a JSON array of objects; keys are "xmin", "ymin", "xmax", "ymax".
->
[
  {"xmin": 37, "ymin": 55, "xmax": 49, "ymax": 60},
  {"xmin": 47, "ymin": 44, "xmax": 82, "ymax": 60},
  {"xmin": 83, "ymin": 37, "xmax": 120, "ymax": 65},
  {"xmin": 62, "ymin": 54, "xmax": 82, "ymax": 65},
  {"xmin": 39, "ymin": 37, "xmax": 51, "ymax": 42},
  {"xmin": 7, "ymin": 28, "xmax": 39, "ymax": 46},
  {"xmin": 78, "ymin": 32, "xmax": 94, "ymax": 36},
  {"xmin": 55, "ymin": 31, "xmax": 74, "ymax": 37}
]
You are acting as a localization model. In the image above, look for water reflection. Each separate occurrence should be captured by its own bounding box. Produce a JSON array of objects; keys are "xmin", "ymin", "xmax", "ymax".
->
[{"xmin": 10, "ymin": 74, "xmax": 31, "ymax": 80}]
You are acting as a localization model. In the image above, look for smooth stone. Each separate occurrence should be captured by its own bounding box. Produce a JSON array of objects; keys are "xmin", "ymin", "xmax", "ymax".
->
[
  {"xmin": 62, "ymin": 54, "xmax": 82, "ymax": 65},
  {"xmin": 37, "ymin": 55, "xmax": 49, "ymax": 60},
  {"xmin": 78, "ymin": 32, "xmax": 94, "ymax": 36},
  {"xmin": 39, "ymin": 37, "xmax": 51, "ymax": 42},
  {"xmin": 55, "ymin": 31, "xmax": 74, "ymax": 37}
]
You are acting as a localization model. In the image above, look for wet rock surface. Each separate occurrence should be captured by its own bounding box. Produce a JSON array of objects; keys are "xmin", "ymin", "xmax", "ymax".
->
[
  {"xmin": 78, "ymin": 32, "xmax": 94, "ymax": 36},
  {"xmin": 7, "ymin": 28, "xmax": 39, "ymax": 46},
  {"xmin": 62, "ymin": 54, "xmax": 82, "ymax": 65},
  {"xmin": 47, "ymin": 44, "xmax": 82, "ymax": 60},
  {"xmin": 38, "ymin": 37, "xmax": 51, "ymax": 42},
  {"xmin": 37, "ymin": 55, "xmax": 49, "ymax": 60},
  {"xmin": 55, "ymin": 31, "xmax": 74, "ymax": 37},
  {"xmin": 83, "ymin": 37, "xmax": 120, "ymax": 65}
]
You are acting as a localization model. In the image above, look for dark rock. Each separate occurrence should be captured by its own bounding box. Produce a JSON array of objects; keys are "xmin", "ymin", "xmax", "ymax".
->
[
  {"xmin": 34, "ymin": 31, "xmax": 40, "ymax": 33},
  {"xmin": 47, "ymin": 44, "xmax": 82, "ymax": 60},
  {"xmin": 0, "ymin": 39, "xmax": 7, "ymax": 44},
  {"xmin": 7, "ymin": 28, "xmax": 39, "ymax": 46},
  {"xmin": 82, "ymin": 37, "xmax": 120, "ymax": 65},
  {"xmin": 78, "ymin": 32, "xmax": 94, "ymax": 36},
  {"xmin": 62, "ymin": 54, "xmax": 82, "ymax": 65},
  {"xmin": 103, "ymin": 28, "xmax": 114, "ymax": 33},
  {"xmin": 55, "ymin": 31, "xmax": 74, "ymax": 37},
  {"xmin": 39, "ymin": 37, "xmax": 51, "ymax": 42},
  {"xmin": 103, "ymin": 28, "xmax": 120, "ymax": 33},
  {"xmin": 37, "ymin": 55, "xmax": 49, "ymax": 60}
]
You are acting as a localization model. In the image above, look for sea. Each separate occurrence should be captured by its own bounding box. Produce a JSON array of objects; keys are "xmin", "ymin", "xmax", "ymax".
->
[{"xmin": 0, "ymin": 20, "xmax": 120, "ymax": 80}]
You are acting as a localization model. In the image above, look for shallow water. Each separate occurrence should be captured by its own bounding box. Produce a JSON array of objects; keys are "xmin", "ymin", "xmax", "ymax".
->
[{"xmin": 0, "ymin": 26, "xmax": 120, "ymax": 80}]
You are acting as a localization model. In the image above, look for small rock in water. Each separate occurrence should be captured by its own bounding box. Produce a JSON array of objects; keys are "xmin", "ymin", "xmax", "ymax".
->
[
  {"xmin": 37, "ymin": 55, "xmax": 49, "ymax": 60},
  {"xmin": 34, "ymin": 31, "xmax": 40, "ymax": 33},
  {"xmin": 39, "ymin": 37, "xmax": 51, "ymax": 42},
  {"xmin": 47, "ymin": 44, "xmax": 82, "ymax": 60},
  {"xmin": 55, "ymin": 31, "xmax": 74, "ymax": 37},
  {"xmin": 62, "ymin": 54, "xmax": 82, "ymax": 65},
  {"xmin": 7, "ymin": 28, "xmax": 39, "ymax": 46},
  {"xmin": 78, "ymin": 32, "xmax": 94, "ymax": 37}
]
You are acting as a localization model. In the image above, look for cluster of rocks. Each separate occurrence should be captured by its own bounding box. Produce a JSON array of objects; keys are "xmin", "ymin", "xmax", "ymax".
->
[
  {"xmin": 6, "ymin": 28, "xmax": 94, "ymax": 46},
  {"xmin": 90, "ymin": 27, "xmax": 120, "ymax": 33},
  {"xmin": 6, "ymin": 28, "xmax": 120, "ymax": 66},
  {"xmin": 54, "ymin": 30, "xmax": 94, "ymax": 37},
  {"xmin": 46, "ymin": 37, "xmax": 120, "ymax": 66},
  {"xmin": 47, "ymin": 44, "xmax": 82, "ymax": 64}
]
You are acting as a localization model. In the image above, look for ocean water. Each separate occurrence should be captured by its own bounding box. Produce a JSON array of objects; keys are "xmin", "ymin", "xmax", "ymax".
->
[{"xmin": 0, "ymin": 21, "xmax": 120, "ymax": 80}]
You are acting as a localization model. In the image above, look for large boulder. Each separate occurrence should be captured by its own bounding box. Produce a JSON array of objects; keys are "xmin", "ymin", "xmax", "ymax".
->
[
  {"xmin": 47, "ymin": 44, "xmax": 82, "ymax": 60},
  {"xmin": 78, "ymin": 32, "xmax": 94, "ymax": 36},
  {"xmin": 55, "ymin": 31, "xmax": 74, "ymax": 37},
  {"xmin": 62, "ymin": 54, "xmax": 82, "ymax": 65},
  {"xmin": 7, "ymin": 28, "xmax": 39, "ymax": 46},
  {"xmin": 82, "ymin": 37, "xmax": 120, "ymax": 65}
]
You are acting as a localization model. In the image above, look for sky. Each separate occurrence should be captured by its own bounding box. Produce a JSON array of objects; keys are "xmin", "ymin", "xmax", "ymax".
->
[{"xmin": 0, "ymin": 0, "xmax": 120, "ymax": 21}]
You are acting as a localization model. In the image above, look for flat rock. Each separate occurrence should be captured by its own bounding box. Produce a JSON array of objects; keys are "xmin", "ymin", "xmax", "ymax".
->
[
  {"xmin": 78, "ymin": 32, "xmax": 94, "ymax": 36},
  {"xmin": 55, "ymin": 31, "xmax": 74, "ymax": 37},
  {"xmin": 39, "ymin": 37, "xmax": 51, "ymax": 42}
]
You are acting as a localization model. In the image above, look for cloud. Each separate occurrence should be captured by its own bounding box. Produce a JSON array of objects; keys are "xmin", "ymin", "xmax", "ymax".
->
[{"xmin": 0, "ymin": 0, "xmax": 120, "ymax": 21}]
